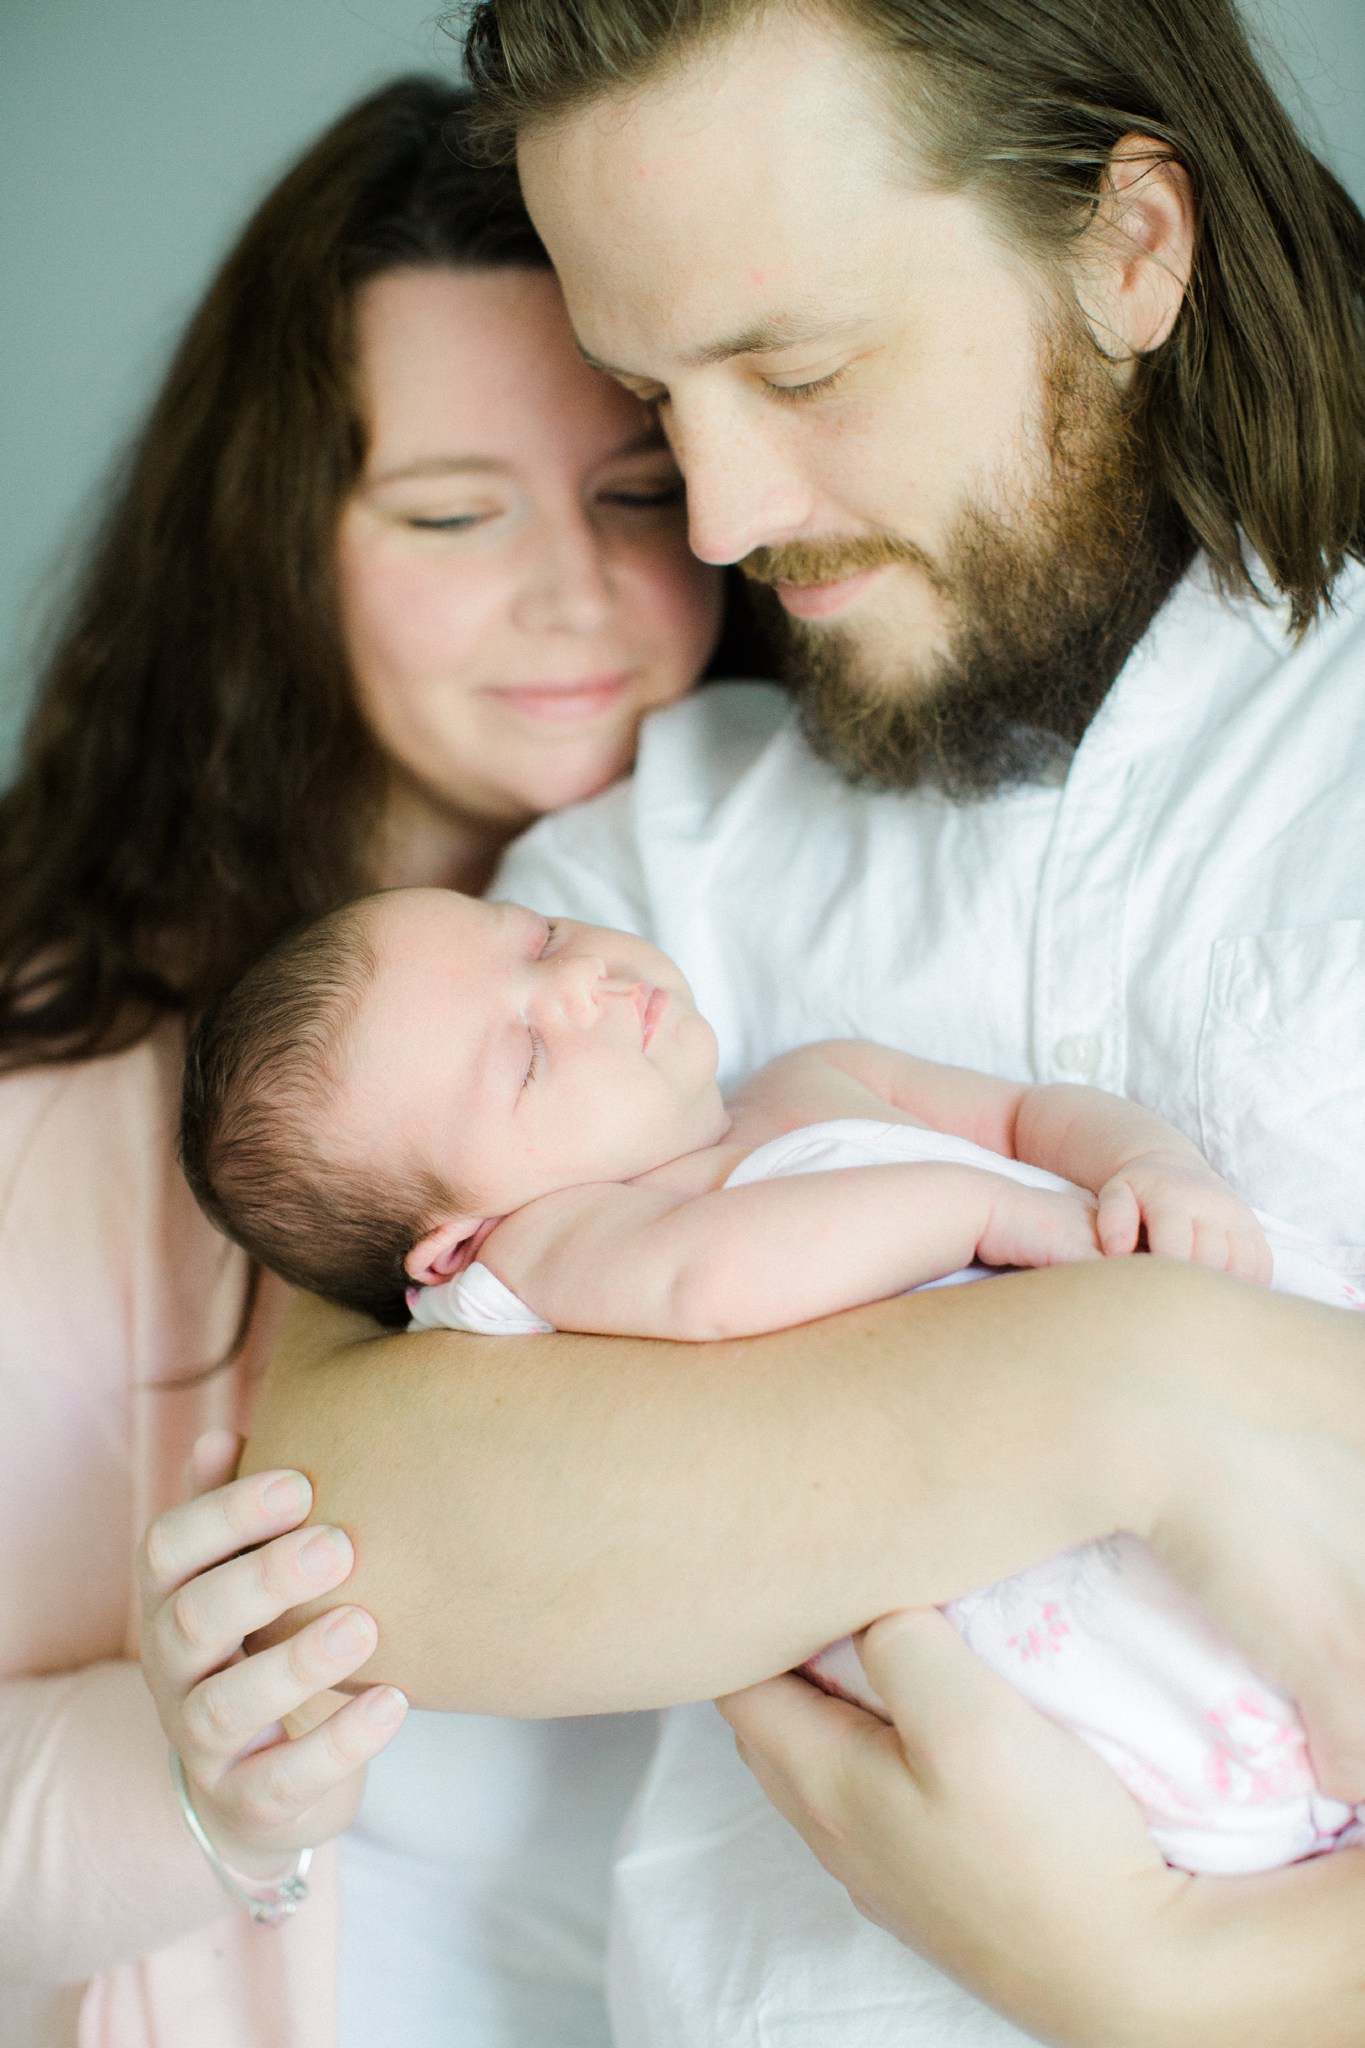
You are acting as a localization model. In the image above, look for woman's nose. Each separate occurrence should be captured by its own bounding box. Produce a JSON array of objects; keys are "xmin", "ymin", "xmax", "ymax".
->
[{"xmin": 513, "ymin": 511, "xmax": 615, "ymax": 635}]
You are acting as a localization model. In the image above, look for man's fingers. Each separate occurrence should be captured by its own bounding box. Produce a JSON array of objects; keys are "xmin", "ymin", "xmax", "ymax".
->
[
  {"xmin": 139, "ymin": 1468, "xmax": 314, "ymax": 1602},
  {"xmin": 151, "ymin": 1524, "xmax": 355, "ymax": 1692},
  {"xmin": 178, "ymin": 1606, "xmax": 381, "ymax": 1767},
  {"xmin": 855, "ymin": 1609, "xmax": 1032, "ymax": 1779},
  {"xmin": 718, "ymin": 1670, "xmax": 889, "ymax": 1825}
]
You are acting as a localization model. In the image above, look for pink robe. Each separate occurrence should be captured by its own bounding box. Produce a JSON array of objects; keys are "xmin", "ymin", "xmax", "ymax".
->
[{"xmin": 0, "ymin": 1024, "xmax": 340, "ymax": 2048}]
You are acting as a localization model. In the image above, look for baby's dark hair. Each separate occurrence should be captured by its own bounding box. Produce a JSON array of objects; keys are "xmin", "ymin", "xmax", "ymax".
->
[{"xmin": 180, "ymin": 894, "xmax": 459, "ymax": 1326}]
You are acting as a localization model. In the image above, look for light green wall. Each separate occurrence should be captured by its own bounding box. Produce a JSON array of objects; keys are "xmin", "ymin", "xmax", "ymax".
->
[{"xmin": 1, "ymin": 0, "xmax": 1361, "ymax": 767}]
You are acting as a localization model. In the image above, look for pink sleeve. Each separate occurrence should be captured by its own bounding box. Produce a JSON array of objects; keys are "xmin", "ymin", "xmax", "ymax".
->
[
  {"xmin": 0, "ymin": 1664, "xmax": 233, "ymax": 1979},
  {"xmin": 0, "ymin": 1037, "xmax": 289, "ymax": 1986}
]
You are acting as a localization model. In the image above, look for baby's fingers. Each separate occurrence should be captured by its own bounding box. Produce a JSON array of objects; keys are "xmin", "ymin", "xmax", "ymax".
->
[
  {"xmin": 1142, "ymin": 1204, "xmax": 1196, "ymax": 1264},
  {"xmin": 1096, "ymin": 1179, "xmax": 1141, "ymax": 1257}
]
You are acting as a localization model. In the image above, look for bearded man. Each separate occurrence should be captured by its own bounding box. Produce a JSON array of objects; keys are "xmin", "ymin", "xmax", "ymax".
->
[{"xmin": 244, "ymin": 3, "xmax": 1365, "ymax": 2042}]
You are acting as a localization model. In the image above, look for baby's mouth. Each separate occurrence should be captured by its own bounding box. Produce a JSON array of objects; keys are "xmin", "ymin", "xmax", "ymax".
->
[{"xmin": 641, "ymin": 986, "xmax": 668, "ymax": 1047}]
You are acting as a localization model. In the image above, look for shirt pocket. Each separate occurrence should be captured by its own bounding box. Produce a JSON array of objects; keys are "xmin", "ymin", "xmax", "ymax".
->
[{"xmin": 1196, "ymin": 919, "xmax": 1365, "ymax": 1247}]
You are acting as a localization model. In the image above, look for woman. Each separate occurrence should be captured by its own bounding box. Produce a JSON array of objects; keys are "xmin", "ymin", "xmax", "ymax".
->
[{"xmin": 0, "ymin": 75, "xmax": 724, "ymax": 2048}]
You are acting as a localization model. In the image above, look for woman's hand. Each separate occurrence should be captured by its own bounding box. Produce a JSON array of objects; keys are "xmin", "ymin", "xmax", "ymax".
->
[
  {"xmin": 720, "ymin": 1612, "xmax": 1365, "ymax": 2048},
  {"xmin": 137, "ymin": 1429, "xmax": 407, "ymax": 1878}
]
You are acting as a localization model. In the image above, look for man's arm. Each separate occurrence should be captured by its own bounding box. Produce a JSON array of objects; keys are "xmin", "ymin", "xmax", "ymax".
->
[{"xmin": 244, "ymin": 1258, "xmax": 1365, "ymax": 1801}]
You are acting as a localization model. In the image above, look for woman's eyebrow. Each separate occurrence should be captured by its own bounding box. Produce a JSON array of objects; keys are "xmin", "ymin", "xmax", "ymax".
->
[{"xmin": 366, "ymin": 455, "xmax": 515, "ymax": 485}]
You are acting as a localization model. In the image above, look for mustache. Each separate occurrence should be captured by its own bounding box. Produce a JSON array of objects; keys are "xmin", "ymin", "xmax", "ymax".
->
[{"xmin": 739, "ymin": 532, "xmax": 940, "ymax": 590}]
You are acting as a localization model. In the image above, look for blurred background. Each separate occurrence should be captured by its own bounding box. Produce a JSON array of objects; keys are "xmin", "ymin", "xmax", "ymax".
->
[{"xmin": 2, "ymin": 0, "xmax": 1362, "ymax": 769}]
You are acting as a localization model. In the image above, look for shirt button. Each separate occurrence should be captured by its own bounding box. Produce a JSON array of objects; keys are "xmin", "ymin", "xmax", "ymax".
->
[{"xmin": 1053, "ymin": 1033, "xmax": 1102, "ymax": 1079}]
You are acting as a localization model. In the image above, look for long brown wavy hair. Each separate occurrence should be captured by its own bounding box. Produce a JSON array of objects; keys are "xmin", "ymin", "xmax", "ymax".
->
[
  {"xmin": 0, "ymin": 76, "xmax": 575, "ymax": 1072},
  {"xmin": 463, "ymin": 0, "xmax": 1365, "ymax": 633}
]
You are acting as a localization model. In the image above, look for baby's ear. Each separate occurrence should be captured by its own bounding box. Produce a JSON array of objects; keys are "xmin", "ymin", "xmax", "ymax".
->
[{"xmin": 406, "ymin": 1216, "xmax": 491, "ymax": 1288}]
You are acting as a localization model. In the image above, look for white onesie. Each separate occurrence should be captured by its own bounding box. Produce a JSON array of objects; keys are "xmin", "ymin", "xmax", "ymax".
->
[{"xmin": 411, "ymin": 1117, "xmax": 1365, "ymax": 1876}]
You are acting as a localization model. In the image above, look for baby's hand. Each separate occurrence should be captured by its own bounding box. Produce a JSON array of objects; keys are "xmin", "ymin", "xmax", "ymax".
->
[
  {"xmin": 976, "ymin": 1181, "xmax": 1102, "ymax": 1271},
  {"xmin": 1097, "ymin": 1147, "xmax": 1272, "ymax": 1282}
]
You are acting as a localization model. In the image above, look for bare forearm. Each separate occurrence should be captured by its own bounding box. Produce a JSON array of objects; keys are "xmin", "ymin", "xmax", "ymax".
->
[{"xmin": 242, "ymin": 1259, "xmax": 1363, "ymax": 1718}]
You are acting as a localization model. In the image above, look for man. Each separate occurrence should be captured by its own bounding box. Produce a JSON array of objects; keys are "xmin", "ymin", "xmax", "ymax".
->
[{"xmin": 246, "ymin": 0, "xmax": 1365, "ymax": 2039}]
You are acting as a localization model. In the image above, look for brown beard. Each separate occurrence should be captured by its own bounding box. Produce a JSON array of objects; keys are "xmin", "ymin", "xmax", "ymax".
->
[{"xmin": 741, "ymin": 326, "xmax": 1194, "ymax": 797}]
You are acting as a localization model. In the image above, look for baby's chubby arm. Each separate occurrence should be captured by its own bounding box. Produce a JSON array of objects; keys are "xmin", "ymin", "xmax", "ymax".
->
[
  {"xmin": 480, "ymin": 1157, "xmax": 1100, "ymax": 1344},
  {"xmin": 763, "ymin": 1042, "xmax": 1271, "ymax": 1282}
]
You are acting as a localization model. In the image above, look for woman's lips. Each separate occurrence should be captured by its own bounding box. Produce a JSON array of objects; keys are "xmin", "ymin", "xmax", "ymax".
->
[
  {"xmin": 773, "ymin": 566, "xmax": 887, "ymax": 619},
  {"xmin": 483, "ymin": 672, "xmax": 636, "ymax": 722}
]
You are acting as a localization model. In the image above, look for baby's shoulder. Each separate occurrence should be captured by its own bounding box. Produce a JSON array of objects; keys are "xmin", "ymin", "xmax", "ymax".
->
[{"xmin": 726, "ymin": 1041, "xmax": 908, "ymax": 1138}]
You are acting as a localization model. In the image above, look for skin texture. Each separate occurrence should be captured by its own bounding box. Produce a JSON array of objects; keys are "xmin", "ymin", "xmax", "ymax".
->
[
  {"xmin": 339, "ymin": 266, "xmax": 722, "ymax": 888},
  {"xmin": 138, "ymin": 262, "xmax": 720, "ymax": 1874},
  {"xmin": 157, "ymin": 20, "xmax": 1365, "ymax": 2039},
  {"xmin": 515, "ymin": 16, "xmax": 1193, "ymax": 711}
]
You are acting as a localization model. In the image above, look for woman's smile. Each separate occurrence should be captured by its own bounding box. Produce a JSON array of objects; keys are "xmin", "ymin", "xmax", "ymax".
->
[{"xmin": 480, "ymin": 669, "xmax": 638, "ymax": 722}]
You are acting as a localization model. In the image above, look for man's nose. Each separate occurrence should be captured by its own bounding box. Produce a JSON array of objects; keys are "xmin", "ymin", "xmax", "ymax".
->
[
  {"xmin": 666, "ymin": 391, "xmax": 814, "ymax": 565},
  {"xmin": 513, "ymin": 510, "xmax": 615, "ymax": 634}
]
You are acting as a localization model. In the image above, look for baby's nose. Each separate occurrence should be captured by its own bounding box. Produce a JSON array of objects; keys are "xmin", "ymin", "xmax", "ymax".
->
[{"xmin": 554, "ymin": 954, "xmax": 608, "ymax": 1023}]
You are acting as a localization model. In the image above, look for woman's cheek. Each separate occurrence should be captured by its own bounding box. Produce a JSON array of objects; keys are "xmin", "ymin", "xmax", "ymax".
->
[{"xmin": 624, "ymin": 547, "xmax": 724, "ymax": 700}]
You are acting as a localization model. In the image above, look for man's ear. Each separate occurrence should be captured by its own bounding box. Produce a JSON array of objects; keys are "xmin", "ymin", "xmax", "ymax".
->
[
  {"xmin": 1078, "ymin": 133, "xmax": 1196, "ymax": 361},
  {"xmin": 405, "ymin": 1215, "xmax": 494, "ymax": 1288}
]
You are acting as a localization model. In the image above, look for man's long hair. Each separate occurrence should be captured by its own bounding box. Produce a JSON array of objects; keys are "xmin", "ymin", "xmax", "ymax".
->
[{"xmin": 463, "ymin": 0, "xmax": 1365, "ymax": 632}]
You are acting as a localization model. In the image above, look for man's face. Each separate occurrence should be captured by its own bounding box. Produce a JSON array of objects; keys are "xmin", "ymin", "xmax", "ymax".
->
[{"xmin": 518, "ymin": 8, "xmax": 1186, "ymax": 792}]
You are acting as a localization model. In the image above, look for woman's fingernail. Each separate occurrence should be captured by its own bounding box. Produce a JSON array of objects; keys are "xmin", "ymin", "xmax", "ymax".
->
[
  {"xmin": 298, "ymin": 1526, "xmax": 352, "ymax": 1577},
  {"xmin": 262, "ymin": 1473, "xmax": 311, "ymax": 1519},
  {"xmin": 322, "ymin": 1608, "xmax": 375, "ymax": 1659},
  {"xmin": 363, "ymin": 1685, "xmax": 408, "ymax": 1726}
]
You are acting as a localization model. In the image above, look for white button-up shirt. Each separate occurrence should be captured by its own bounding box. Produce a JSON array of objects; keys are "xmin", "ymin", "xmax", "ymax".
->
[
  {"xmin": 501, "ymin": 554, "xmax": 1365, "ymax": 1250},
  {"xmin": 495, "ymin": 554, "xmax": 1365, "ymax": 2047}
]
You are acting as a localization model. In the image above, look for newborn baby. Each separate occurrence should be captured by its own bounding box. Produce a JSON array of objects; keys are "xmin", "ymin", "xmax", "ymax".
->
[{"xmin": 182, "ymin": 885, "xmax": 1365, "ymax": 1876}]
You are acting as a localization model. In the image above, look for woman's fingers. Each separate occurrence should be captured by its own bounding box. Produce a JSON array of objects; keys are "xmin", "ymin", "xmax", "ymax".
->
[
  {"xmin": 149, "ymin": 1522, "xmax": 356, "ymax": 1697},
  {"xmin": 138, "ymin": 1467, "xmax": 314, "ymax": 1605},
  {"xmin": 211, "ymin": 1685, "xmax": 408, "ymax": 1843},
  {"xmin": 178, "ymin": 1605, "xmax": 381, "ymax": 1768},
  {"xmin": 186, "ymin": 1427, "xmax": 243, "ymax": 1498}
]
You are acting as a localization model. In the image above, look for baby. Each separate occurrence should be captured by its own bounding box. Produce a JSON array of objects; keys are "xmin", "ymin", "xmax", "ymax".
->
[{"xmin": 182, "ymin": 884, "xmax": 1365, "ymax": 1876}]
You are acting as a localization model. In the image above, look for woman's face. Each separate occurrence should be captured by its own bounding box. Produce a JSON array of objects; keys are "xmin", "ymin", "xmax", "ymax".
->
[{"xmin": 338, "ymin": 266, "xmax": 723, "ymax": 851}]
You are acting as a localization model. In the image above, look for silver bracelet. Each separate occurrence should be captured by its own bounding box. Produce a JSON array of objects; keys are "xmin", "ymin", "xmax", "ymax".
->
[{"xmin": 170, "ymin": 1750, "xmax": 313, "ymax": 1926}]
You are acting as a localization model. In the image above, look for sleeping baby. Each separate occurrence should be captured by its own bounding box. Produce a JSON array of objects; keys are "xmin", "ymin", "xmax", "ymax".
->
[{"xmin": 181, "ymin": 884, "xmax": 1365, "ymax": 1878}]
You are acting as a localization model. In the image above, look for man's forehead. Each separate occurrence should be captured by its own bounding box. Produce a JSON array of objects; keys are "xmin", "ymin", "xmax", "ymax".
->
[{"xmin": 515, "ymin": 10, "xmax": 912, "ymax": 350}]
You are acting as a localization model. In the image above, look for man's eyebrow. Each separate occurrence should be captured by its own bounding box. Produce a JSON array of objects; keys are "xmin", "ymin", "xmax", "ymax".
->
[{"xmin": 577, "ymin": 315, "xmax": 867, "ymax": 379}]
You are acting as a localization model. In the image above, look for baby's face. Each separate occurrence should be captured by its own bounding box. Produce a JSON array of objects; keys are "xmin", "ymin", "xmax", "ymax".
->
[{"xmin": 345, "ymin": 888, "xmax": 726, "ymax": 1233}]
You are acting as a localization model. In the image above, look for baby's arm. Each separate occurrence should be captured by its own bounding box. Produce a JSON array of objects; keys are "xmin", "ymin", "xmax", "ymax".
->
[
  {"xmin": 773, "ymin": 1042, "xmax": 1271, "ymax": 1282},
  {"xmin": 480, "ymin": 1159, "xmax": 1099, "ymax": 1344}
]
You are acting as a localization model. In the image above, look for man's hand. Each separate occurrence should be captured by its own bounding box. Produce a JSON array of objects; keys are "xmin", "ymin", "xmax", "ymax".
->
[
  {"xmin": 1096, "ymin": 1147, "xmax": 1271, "ymax": 1281},
  {"xmin": 720, "ymin": 1610, "xmax": 1365, "ymax": 2048},
  {"xmin": 721, "ymin": 1611, "xmax": 1179, "ymax": 2048}
]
